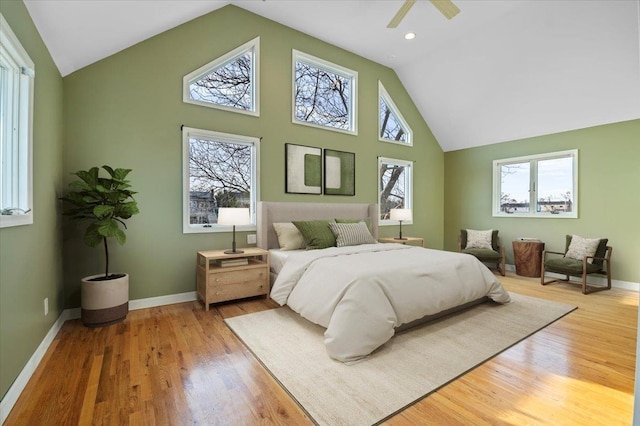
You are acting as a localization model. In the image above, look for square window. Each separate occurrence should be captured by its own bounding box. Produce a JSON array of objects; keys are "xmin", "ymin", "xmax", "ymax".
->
[{"xmin": 182, "ymin": 127, "xmax": 259, "ymax": 233}]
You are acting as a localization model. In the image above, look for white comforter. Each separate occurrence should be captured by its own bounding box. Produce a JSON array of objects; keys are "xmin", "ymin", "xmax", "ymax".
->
[{"xmin": 270, "ymin": 244, "xmax": 511, "ymax": 363}]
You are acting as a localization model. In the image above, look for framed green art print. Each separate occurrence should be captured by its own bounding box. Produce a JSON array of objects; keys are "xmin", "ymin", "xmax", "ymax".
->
[
  {"xmin": 285, "ymin": 143, "xmax": 322, "ymax": 194},
  {"xmin": 323, "ymin": 149, "xmax": 355, "ymax": 196}
]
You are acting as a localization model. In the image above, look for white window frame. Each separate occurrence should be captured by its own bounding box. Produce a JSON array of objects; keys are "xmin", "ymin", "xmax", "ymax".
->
[
  {"xmin": 292, "ymin": 50, "xmax": 358, "ymax": 135},
  {"xmin": 378, "ymin": 81, "xmax": 412, "ymax": 146},
  {"xmin": 183, "ymin": 37, "xmax": 260, "ymax": 116},
  {"xmin": 0, "ymin": 13, "xmax": 34, "ymax": 228},
  {"xmin": 182, "ymin": 127, "xmax": 260, "ymax": 234},
  {"xmin": 378, "ymin": 157, "xmax": 413, "ymax": 226},
  {"xmin": 492, "ymin": 149, "xmax": 578, "ymax": 218}
]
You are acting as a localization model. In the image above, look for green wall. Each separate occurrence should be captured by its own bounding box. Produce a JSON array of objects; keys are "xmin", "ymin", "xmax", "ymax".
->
[
  {"xmin": 0, "ymin": 1, "xmax": 64, "ymax": 400},
  {"xmin": 1, "ymin": 0, "xmax": 637, "ymax": 409},
  {"xmin": 62, "ymin": 5, "xmax": 444, "ymax": 307},
  {"xmin": 444, "ymin": 119, "xmax": 640, "ymax": 283}
]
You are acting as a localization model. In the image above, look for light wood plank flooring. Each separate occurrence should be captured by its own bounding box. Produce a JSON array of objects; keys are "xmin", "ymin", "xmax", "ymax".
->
[{"xmin": 5, "ymin": 273, "xmax": 637, "ymax": 425}]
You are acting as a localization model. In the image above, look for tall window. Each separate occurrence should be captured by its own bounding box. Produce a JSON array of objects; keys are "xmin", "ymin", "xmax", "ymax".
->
[
  {"xmin": 293, "ymin": 50, "xmax": 357, "ymax": 134},
  {"xmin": 183, "ymin": 37, "xmax": 259, "ymax": 116},
  {"xmin": 182, "ymin": 127, "xmax": 259, "ymax": 233},
  {"xmin": 378, "ymin": 82, "xmax": 412, "ymax": 145},
  {"xmin": 378, "ymin": 157, "xmax": 413, "ymax": 224},
  {"xmin": 493, "ymin": 150, "xmax": 578, "ymax": 218},
  {"xmin": 0, "ymin": 14, "xmax": 34, "ymax": 228}
]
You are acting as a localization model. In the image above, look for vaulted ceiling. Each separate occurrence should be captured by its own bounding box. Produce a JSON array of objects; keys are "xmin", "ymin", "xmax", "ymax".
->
[{"xmin": 23, "ymin": 0, "xmax": 640, "ymax": 151}]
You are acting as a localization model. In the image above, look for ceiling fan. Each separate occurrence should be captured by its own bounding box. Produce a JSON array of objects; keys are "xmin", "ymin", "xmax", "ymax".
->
[{"xmin": 387, "ymin": 0, "xmax": 460, "ymax": 28}]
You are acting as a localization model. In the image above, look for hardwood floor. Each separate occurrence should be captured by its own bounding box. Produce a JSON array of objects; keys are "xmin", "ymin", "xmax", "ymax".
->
[{"xmin": 5, "ymin": 273, "xmax": 637, "ymax": 425}]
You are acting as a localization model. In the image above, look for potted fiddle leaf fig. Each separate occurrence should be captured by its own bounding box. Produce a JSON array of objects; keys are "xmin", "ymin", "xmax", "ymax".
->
[{"xmin": 60, "ymin": 165, "xmax": 140, "ymax": 327}]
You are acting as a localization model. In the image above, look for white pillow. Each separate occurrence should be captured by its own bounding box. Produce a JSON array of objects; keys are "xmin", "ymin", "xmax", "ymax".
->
[
  {"xmin": 328, "ymin": 221, "xmax": 377, "ymax": 247},
  {"xmin": 466, "ymin": 229, "xmax": 493, "ymax": 250},
  {"xmin": 273, "ymin": 222, "xmax": 306, "ymax": 251},
  {"xmin": 565, "ymin": 235, "xmax": 600, "ymax": 263}
]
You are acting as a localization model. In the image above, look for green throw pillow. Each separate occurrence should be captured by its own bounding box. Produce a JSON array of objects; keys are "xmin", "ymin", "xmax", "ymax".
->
[{"xmin": 292, "ymin": 220, "xmax": 336, "ymax": 250}]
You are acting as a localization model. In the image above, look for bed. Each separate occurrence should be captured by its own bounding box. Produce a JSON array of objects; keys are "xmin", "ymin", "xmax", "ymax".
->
[{"xmin": 257, "ymin": 201, "xmax": 511, "ymax": 363}]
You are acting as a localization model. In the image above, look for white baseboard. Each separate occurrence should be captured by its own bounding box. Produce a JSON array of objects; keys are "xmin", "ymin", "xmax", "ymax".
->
[
  {"xmin": 130, "ymin": 291, "xmax": 197, "ymax": 311},
  {"xmin": 0, "ymin": 291, "xmax": 197, "ymax": 424},
  {"xmin": 505, "ymin": 263, "xmax": 639, "ymax": 291},
  {"xmin": 0, "ymin": 310, "xmax": 71, "ymax": 424}
]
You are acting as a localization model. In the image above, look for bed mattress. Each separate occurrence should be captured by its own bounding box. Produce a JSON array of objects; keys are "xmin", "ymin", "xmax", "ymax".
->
[{"xmin": 270, "ymin": 244, "xmax": 511, "ymax": 362}]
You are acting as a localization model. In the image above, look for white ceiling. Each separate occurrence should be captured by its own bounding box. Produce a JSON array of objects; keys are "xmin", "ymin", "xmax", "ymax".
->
[{"xmin": 23, "ymin": 0, "xmax": 640, "ymax": 152}]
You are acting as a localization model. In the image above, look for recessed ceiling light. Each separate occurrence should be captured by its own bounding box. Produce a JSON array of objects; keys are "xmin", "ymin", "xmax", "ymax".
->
[{"xmin": 404, "ymin": 32, "xmax": 416, "ymax": 40}]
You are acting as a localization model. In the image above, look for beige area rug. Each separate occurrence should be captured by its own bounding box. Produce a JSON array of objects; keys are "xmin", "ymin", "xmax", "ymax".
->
[{"xmin": 225, "ymin": 293, "xmax": 576, "ymax": 426}]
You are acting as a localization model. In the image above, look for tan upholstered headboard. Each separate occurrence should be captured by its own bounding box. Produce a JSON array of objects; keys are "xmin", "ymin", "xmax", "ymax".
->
[{"xmin": 257, "ymin": 201, "xmax": 378, "ymax": 250}]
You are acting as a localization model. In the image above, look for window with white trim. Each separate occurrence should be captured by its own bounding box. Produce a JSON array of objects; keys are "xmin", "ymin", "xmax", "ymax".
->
[
  {"xmin": 0, "ymin": 14, "xmax": 34, "ymax": 228},
  {"xmin": 183, "ymin": 37, "xmax": 259, "ymax": 116},
  {"xmin": 378, "ymin": 157, "xmax": 413, "ymax": 224},
  {"xmin": 293, "ymin": 50, "xmax": 357, "ymax": 134},
  {"xmin": 182, "ymin": 127, "xmax": 259, "ymax": 233},
  {"xmin": 378, "ymin": 82, "xmax": 412, "ymax": 146},
  {"xmin": 493, "ymin": 149, "xmax": 578, "ymax": 218}
]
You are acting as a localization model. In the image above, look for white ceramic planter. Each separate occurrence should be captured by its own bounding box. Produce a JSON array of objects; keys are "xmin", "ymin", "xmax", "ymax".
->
[{"xmin": 81, "ymin": 273, "xmax": 129, "ymax": 327}]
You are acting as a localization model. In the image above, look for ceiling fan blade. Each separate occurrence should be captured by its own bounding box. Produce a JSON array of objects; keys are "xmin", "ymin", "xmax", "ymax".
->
[
  {"xmin": 429, "ymin": 0, "xmax": 460, "ymax": 20},
  {"xmin": 387, "ymin": 0, "xmax": 417, "ymax": 28}
]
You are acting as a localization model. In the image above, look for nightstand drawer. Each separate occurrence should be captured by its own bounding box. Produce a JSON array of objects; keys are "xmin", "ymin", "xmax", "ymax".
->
[
  {"xmin": 196, "ymin": 248, "xmax": 270, "ymax": 310},
  {"xmin": 208, "ymin": 268, "xmax": 267, "ymax": 302}
]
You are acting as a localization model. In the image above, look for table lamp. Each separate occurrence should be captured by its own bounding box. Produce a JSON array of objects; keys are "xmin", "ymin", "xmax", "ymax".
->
[
  {"xmin": 390, "ymin": 208, "xmax": 412, "ymax": 240},
  {"xmin": 217, "ymin": 207, "xmax": 251, "ymax": 254}
]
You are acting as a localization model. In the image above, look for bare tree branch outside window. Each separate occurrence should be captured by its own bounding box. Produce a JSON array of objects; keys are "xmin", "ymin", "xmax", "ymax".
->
[
  {"xmin": 379, "ymin": 162, "xmax": 406, "ymax": 220},
  {"xmin": 189, "ymin": 51, "xmax": 253, "ymax": 111},
  {"xmin": 189, "ymin": 138, "xmax": 252, "ymax": 224},
  {"xmin": 500, "ymin": 163, "xmax": 529, "ymax": 213},
  {"xmin": 379, "ymin": 98, "xmax": 407, "ymax": 143},
  {"xmin": 294, "ymin": 61, "xmax": 352, "ymax": 131},
  {"xmin": 494, "ymin": 152, "xmax": 576, "ymax": 216}
]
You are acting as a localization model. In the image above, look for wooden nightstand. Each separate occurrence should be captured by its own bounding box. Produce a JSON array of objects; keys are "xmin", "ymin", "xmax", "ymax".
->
[
  {"xmin": 196, "ymin": 247, "xmax": 270, "ymax": 311},
  {"xmin": 379, "ymin": 237, "xmax": 424, "ymax": 247}
]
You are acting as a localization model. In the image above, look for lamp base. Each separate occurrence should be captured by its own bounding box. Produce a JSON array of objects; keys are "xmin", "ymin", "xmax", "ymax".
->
[
  {"xmin": 224, "ymin": 249, "xmax": 245, "ymax": 254},
  {"xmin": 394, "ymin": 237, "xmax": 408, "ymax": 241}
]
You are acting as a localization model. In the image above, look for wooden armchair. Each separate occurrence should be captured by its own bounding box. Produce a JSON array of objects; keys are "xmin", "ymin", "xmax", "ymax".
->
[
  {"xmin": 458, "ymin": 229, "xmax": 506, "ymax": 276},
  {"xmin": 541, "ymin": 235, "xmax": 612, "ymax": 294}
]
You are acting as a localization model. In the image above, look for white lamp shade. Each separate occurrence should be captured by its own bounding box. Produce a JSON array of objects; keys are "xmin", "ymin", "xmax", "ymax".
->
[
  {"xmin": 390, "ymin": 208, "xmax": 412, "ymax": 222},
  {"xmin": 217, "ymin": 207, "xmax": 251, "ymax": 226}
]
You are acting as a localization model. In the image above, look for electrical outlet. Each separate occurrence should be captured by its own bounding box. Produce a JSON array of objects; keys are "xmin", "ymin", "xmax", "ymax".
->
[
  {"xmin": 44, "ymin": 298, "xmax": 49, "ymax": 316},
  {"xmin": 247, "ymin": 234, "xmax": 257, "ymax": 244}
]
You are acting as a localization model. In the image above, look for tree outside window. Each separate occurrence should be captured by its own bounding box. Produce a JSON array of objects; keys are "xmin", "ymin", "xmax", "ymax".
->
[
  {"xmin": 189, "ymin": 51, "xmax": 252, "ymax": 110},
  {"xmin": 378, "ymin": 157, "xmax": 413, "ymax": 223},
  {"xmin": 293, "ymin": 50, "xmax": 357, "ymax": 134},
  {"xmin": 378, "ymin": 82, "xmax": 412, "ymax": 145},
  {"xmin": 182, "ymin": 128, "xmax": 258, "ymax": 233},
  {"xmin": 183, "ymin": 37, "xmax": 259, "ymax": 116}
]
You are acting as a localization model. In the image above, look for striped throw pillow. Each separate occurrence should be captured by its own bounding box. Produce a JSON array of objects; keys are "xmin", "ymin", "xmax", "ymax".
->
[{"xmin": 329, "ymin": 221, "xmax": 377, "ymax": 247}]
